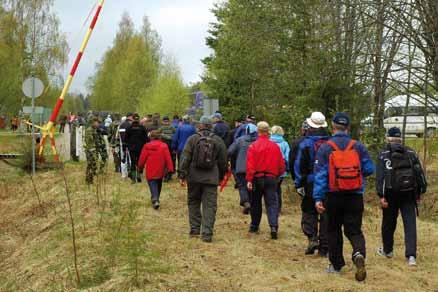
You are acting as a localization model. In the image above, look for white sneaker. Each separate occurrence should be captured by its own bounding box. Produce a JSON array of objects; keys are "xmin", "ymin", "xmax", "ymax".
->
[
  {"xmin": 407, "ymin": 256, "xmax": 417, "ymax": 266},
  {"xmin": 326, "ymin": 264, "xmax": 341, "ymax": 275},
  {"xmin": 377, "ymin": 247, "xmax": 394, "ymax": 258}
]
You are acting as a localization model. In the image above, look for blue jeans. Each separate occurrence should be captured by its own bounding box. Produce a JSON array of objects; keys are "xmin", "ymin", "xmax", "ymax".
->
[
  {"xmin": 236, "ymin": 173, "xmax": 250, "ymax": 206},
  {"xmin": 147, "ymin": 179, "xmax": 163, "ymax": 202}
]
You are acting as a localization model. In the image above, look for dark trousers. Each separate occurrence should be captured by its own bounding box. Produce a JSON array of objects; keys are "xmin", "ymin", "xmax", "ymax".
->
[
  {"xmin": 326, "ymin": 193, "xmax": 366, "ymax": 270},
  {"xmin": 250, "ymin": 177, "xmax": 279, "ymax": 229},
  {"xmin": 277, "ymin": 178, "xmax": 284, "ymax": 212},
  {"xmin": 148, "ymin": 179, "xmax": 163, "ymax": 202},
  {"xmin": 236, "ymin": 173, "xmax": 250, "ymax": 206},
  {"xmin": 382, "ymin": 197, "xmax": 417, "ymax": 258},
  {"xmin": 129, "ymin": 150, "xmax": 141, "ymax": 182},
  {"xmin": 187, "ymin": 183, "xmax": 218, "ymax": 238},
  {"xmin": 302, "ymin": 185, "xmax": 328, "ymax": 252}
]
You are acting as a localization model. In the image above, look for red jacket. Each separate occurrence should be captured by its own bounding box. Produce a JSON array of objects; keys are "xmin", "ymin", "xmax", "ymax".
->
[
  {"xmin": 246, "ymin": 135, "xmax": 285, "ymax": 182},
  {"xmin": 138, "ymin": 140, "xmax": 174, "ymax": 180}
]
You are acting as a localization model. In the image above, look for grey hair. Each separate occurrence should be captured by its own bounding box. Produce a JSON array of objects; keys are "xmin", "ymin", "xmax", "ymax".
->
[{"xmin": 387, "ymin": 137, "xmax": 402, "ymax": 144}]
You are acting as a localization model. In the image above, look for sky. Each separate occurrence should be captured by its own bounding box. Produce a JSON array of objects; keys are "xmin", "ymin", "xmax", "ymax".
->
[{"xmin": 53, "ymin": 0, "xmax": 218, "ymax": 94}]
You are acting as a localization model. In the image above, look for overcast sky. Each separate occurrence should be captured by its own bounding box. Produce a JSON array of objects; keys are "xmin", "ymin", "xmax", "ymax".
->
[{"xmin": 53, "ymin": 0, "xmax": 218, "ymax": 94}]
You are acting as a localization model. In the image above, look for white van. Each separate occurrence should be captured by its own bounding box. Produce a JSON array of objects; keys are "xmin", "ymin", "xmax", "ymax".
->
[{"xmin": 383, "ymin": 95, "xmax": 438, "ymax": 137}]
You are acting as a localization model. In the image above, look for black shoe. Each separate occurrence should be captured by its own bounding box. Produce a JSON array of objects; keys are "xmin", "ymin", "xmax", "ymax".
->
[
  {"xmin": 305, "ymin": 239, "xmax": 319, "ymax": 255},
  {"xmin": 249, "ymin": 225, "xmax": 259, "ymax": 233},
  {"xmin": 271, "ymin": 227, "xmax": 278, "ymax": 240},
  {"xmin": 152, "ymin": 201, "xmax": 160, "ymax": 210},
  {"xmin": 242, "ymin": 202, "xmax": 251, "ymax": 215},
  {"xmin": 354, "ymin": 253, "xmax": 367, "ymax": 282},
  {"xmin": 318, "ymin": 250, "xmax": 328, "ymax": 258},
  {"xmin": 202, "ymin": 236, "xmax": 212, "ymax": 243},
  {"xmin": 189, "ymin": 230, "xmax": 200, "ymax": 238}
]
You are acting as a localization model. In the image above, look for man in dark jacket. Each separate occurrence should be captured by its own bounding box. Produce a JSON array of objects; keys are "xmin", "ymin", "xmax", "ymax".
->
[
  {"xmin": 213, "ymin": 112, "xmax": 230, "ymax": 143},
  {"xmin": 246, "ymin": 121, "xmax": 285, "ymax": 240},
  {"xmin": 227, "ymin": 123, "xmax": 258, "ymax": 214},
  {"xmin": 126, "ymin": 113, "xmax": 149, "ymax": 183},
  {"xmin": 172, "ymin": 115, "xmax": 196, "ymax": 166},
  {"xmin": 313, "ymin": 112, "xmax": 375, "ymax": 281},
  {"xmin": 179, "ymin": 116, "xmax": 228, "ymax": 243},
  {"xmin": 294, "ymin": 112, "xmax": 329, "ymax": 256},
  {"xmin": 376, "ymin": 127, "xmax": 427, "ymax": 267},
  {"xmin": 234, "ymin": 115, "xmax": 256, "ymax": 140},
  {"xmin": 290, "ymin": 120, "xmax": 310, "ymax": 182}
]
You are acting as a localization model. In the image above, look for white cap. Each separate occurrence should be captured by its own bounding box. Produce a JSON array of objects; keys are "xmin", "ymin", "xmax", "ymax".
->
[{"xmin": 306, "ymin": 112, "xmax": 328, "ymax": 128}]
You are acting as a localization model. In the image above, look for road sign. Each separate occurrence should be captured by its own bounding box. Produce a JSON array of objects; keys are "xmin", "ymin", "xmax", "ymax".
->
[{"xmin": 22, "ymin": 77, "xmax": 44, "ymax": 98}]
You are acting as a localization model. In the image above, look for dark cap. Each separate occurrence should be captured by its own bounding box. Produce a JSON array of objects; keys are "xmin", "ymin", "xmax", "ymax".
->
[
  {"xmin": 162, "ymin": 116, "xmax": 170, "ymax": 121},
  {"xmin": 133, "ymin": 113, "xmax": 140, "ymax": 121},
  {"xmin": 246, "ymin": 115, "xmax": 256, "ymax": 122},
  {"xmin": 387, "ymin": 127, "xmax": 402, "ymax": 138},
  {"xmin": 333, "ymin": 112, "xmax": 350, "ymax": 126},
  {"xmin": 126, "ymin": 112, "xmax": 133, "ymax": 117}
]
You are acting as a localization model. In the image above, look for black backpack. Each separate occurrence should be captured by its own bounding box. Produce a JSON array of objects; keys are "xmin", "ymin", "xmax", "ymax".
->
[
  {"xmin": 194, "ymin": 132, "xmax": 216, "ymax": 169},
  {"xmin": 389, "ymin": 148, "xmax": 416, "ymax": 193}
]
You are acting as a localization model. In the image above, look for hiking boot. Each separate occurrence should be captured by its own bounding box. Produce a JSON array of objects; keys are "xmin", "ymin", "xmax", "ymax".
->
[
  {"xmin": 242, "ymin": 202, "xmax": 251, "ymax": 215},
  {"xmin": 305, "ymin": 239, "xmax": 319, "ymax": 255},
  {"xmin": 318, "ymin": 250, "xmax": 328, "ymax": 258},
  {"xmin": 407, "ymin": 256, "xmax": 417, "ymax": 267},
  {"xmin": 202, "ymin": 236, "xmax": 212, "ymax": 243},
  {"xmin": 270, "ymin": 227, "xmax": 278, "ymax": 240},
  {"xmin": 249, "ymin": 225, "xmax": 259, "ymax": 234},
  {"xmin": 326, "ymin": 264, "xmax": 341, "ymax": 275},
  {"xmin": 353, "ymin": 253, "xmax": 367, "ymax": 282},
  {"xmin": 189, "ymin": 230, "xmax": 200, "ymax": 238},
  {"xmin": 377, "ymin": 247, "xmax": 394, "ymax": 259},
  {"xmin": 152, "ymin": 201, "xmax": 160, "ymax": 210}
]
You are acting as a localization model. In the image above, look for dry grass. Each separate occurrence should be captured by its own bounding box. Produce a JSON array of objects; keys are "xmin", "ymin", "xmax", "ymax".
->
[{"xmin": 0, "ymin": 133, "xmax": 437, "ymax": 291}]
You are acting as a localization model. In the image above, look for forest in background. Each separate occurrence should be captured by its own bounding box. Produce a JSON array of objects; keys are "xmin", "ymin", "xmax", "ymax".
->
[{"xmin": 202, "ymin": 0, "xmax": 438, "ymax": 141}]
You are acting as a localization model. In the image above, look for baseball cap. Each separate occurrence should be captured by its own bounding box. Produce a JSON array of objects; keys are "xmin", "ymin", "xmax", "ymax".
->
[
  {"xmin": 387, "ymin": 127, "xmax": 402, "ymax": 138},
  {"xmin": 306, "ymin": 112, "xmax": 328, "ymax": 128},
  {"xmin": 332, "ymin": 112, "xmax": 350, "ymax": 126},
  {"xmin": 246, "ymin": 123, "xmax": 257, "ymax": 134}
]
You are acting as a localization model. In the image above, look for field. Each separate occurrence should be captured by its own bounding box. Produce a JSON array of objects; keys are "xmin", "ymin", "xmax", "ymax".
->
[{"xmin": 0, "ymin": 137, "xmax": 437, "ymax": 291}]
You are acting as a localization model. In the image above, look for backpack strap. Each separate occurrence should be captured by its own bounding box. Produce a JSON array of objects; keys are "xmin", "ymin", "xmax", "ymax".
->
[
  {"xmin": 326, "ymin": 140, "xmax": 340, "ymax": 151},
  {"xmin": 345, "ymin": 140, "xmax": 357, "ymax": 151}
]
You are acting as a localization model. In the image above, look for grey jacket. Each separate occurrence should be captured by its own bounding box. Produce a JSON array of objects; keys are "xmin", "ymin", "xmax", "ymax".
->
[
  {"xmin": 227, "ymin": 133, "xmax": 257, "ymax": 174},
  {"xmin": 179, "ymin": 129, "xmax": 228, "ymax": 185}
]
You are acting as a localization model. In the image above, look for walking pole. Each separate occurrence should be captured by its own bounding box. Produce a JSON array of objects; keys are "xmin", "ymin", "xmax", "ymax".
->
[{"xmin": 39, "ymin": 0, "xmax": 106, "ymax": 160}]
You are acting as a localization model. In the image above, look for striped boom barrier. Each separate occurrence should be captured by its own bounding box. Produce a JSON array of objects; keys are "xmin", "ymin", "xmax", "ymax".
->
[{"xmin": 38, "ymin": 0, "xmax": 105, "ymax": 160}]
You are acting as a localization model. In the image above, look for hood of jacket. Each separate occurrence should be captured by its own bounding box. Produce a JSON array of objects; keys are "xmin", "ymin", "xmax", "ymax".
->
[{"xmin": 270, "ymin": 134, "xmax": 286, "ymax": 144}]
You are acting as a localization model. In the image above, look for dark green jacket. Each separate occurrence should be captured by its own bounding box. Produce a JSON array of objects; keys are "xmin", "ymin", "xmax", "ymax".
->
[{"xmin": 179, "ymin": 129, "xmax": 227, "ymax": 185}]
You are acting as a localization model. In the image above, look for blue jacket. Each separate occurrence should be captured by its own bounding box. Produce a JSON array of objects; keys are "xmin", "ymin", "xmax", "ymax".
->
[
  {"xmin": 270, "ymin": 134, "xmax": 290, "ymax": 178},
  {"xmin": 227, "ymin": 132, "xmax": 257, "ymax": 174},
  {"xmin": 294, "ymin": 132, "xmax": 329, "ymax": 188},
  {"xmin": 234, "ymin": 123, "xmax": 256, "ymax": 140},
  {"xmin": 172, "ymin": 122, "xmax": 196, "ymax": 153},
  {"xmin": 213, "ymin": 121, "xmax": 230, "ymax": 142},
  {"xmin": 313, "ymin": 132, "xmax": 375, "ymax": 202}
]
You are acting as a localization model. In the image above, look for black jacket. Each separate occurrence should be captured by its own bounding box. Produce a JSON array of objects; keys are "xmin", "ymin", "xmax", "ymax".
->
[
  {"xmin": 376, "ymin": 143, "xmax": 427, "ymax": 199},
  {"xmin": 289, "ymin": 136, "xmax": 305, "ymax": 180},
  {"xmin": 126, "ymin": 121, "xmax": 149, "ymax": 154}
]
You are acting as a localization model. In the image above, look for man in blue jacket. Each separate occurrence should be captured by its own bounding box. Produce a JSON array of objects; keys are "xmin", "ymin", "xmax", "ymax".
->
[
  {"xmin": 212, "ymin": 113, "xmax": 230, "ymax": 143},
  {"xmin": 313, "ymin": 112, "xmax": 375, "ymax": 282},
  {"xmin": 294, "ymin": 112, "xmax": 329, "ymax": 257},
  {"xmin": 172, "ymin": 115, "xmax": 196, "ymax": 166},
  {"xmin": 227, "ymin": 123, "xmax": 258, "ymax": 214}
]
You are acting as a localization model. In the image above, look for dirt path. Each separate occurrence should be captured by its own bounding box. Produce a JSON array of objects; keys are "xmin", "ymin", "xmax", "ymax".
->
[{"xmin": 0, "ymin": 163, "xmax": 438, "ymax": 291}]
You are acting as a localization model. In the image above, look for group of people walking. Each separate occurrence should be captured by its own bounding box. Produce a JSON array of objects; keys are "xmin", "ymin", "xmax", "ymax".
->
[{"xmin": 83, "ymin": 109, "xmax": 427, "ymax": 282}]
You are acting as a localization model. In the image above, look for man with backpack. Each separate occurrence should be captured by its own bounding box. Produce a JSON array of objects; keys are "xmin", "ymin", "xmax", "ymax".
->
[
  {"xmin": 178, "ymin": 116, "xmax": 228, "ymax": 243},
  {"xmin": 313, "ymin": 112, "xmax": 374, "ymax": 281},
  {"xmin": 246, "ymin": 122, "xmax": 286, "ymax": 240},
  {"xmin": 227, "ymin": 123, "xmax": 258, "ymax": 214},
  {"xmin": 294, "ymin": 112, "xmax": 329, "ymax": 257},
  {"xmin": 376, "ymin": 127, "xmax": 427, "ymax": 266},
  {"xmin": 126, "ymin": 113, "xmax": 149, "ymax": 183}
]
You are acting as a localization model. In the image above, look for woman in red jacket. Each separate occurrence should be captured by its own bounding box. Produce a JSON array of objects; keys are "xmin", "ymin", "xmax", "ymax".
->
[{"xmin": 138, "ymin": 130, "xmax": 174, "ymax": 209}]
